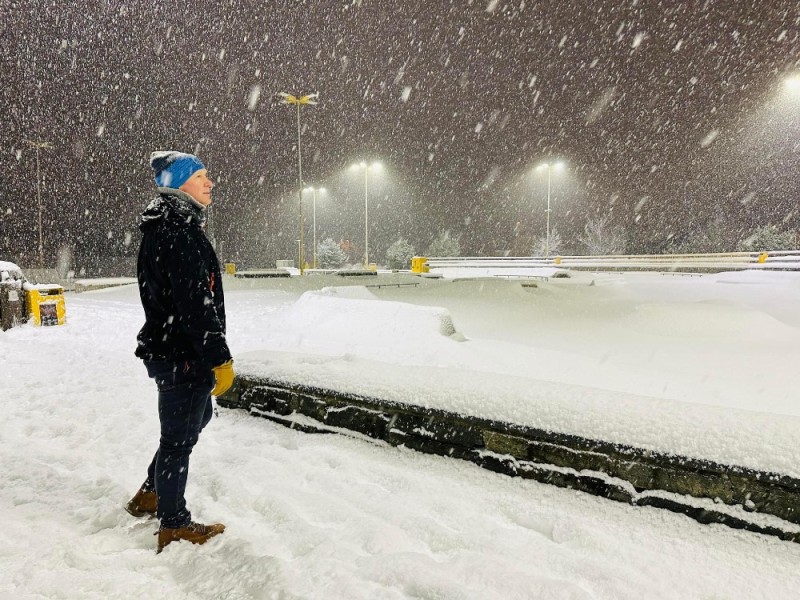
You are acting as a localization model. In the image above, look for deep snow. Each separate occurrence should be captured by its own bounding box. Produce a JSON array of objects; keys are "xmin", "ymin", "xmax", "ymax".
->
[
  {"xmin": 238, "ymin": 270, "xmax": 800, "ymax": 476},
  {"xmin": 2, "ymin": 270, "xmax": 800, "ymax": 599}
]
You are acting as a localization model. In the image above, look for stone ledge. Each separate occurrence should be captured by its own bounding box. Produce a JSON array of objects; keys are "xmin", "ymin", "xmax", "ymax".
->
[{"xmin": 218, "ymin": 376, "xmax": 800, "ymax": 543}]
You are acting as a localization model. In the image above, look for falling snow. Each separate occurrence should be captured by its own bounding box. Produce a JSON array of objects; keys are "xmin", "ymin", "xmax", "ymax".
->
[{"xmin": 0, "ymin": 1, "xmax": 798, "ymax": 270}]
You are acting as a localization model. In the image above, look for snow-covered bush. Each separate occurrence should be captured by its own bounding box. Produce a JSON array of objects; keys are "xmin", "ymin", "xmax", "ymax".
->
[
  {"xmin": 665, "ymin": 218, "xmax": 734, "ymax": 254},
  {"xmin": 316, "ymin": 238, "xmax": 348, "ymax": 269},
  {"xmin": 426, "ymin": 230, "xmax": 460, "ymax": 257},
  {"xmin": 0, "ymin": 260, "xmax": 24, "ymax": 282},
  {"xmin": 737, "ymin": 225, "xmax": 796, "ymax": 252},
  {"xmin": 385, "ymin": 238, "xmax": 415, "ymax": 269}
]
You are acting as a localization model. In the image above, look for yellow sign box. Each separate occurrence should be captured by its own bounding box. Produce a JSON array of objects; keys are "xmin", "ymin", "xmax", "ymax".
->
[{"xmin": 26, "ymin": 286, "xmax": 66, "ymax": 326}]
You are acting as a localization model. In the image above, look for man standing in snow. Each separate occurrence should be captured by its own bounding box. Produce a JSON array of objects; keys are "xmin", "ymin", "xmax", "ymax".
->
[{"xmin": 126, "ymin": 151, "xmax": 233, "ymax": 553}]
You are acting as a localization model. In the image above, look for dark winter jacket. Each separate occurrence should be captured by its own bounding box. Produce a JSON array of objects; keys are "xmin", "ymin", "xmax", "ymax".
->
[{"xmin": 135, "ymin": 189, "xmax": 231, "ymax": 367}]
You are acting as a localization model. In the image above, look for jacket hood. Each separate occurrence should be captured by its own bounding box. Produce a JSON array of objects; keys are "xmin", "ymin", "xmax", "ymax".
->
[{"xmin": 139, "ymin": 189, "xmax": 206, "ymax": 231}]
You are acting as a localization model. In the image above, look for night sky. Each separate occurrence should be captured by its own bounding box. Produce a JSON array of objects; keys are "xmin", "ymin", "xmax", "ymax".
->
[{"xmin": 2, "ymin": 0, "xmax": 799, "ymax": 270}]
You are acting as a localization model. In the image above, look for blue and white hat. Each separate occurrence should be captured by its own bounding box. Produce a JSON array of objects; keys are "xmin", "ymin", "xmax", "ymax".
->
[{"xmin": 150, "ymin": 151, "xmax": 205, "ymax": 188}]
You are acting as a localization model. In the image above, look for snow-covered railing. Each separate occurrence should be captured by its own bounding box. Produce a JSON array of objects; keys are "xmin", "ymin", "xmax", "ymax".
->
[{"xmin": 420, "ymin": 251, "xmax": 800, "ymax": 274}]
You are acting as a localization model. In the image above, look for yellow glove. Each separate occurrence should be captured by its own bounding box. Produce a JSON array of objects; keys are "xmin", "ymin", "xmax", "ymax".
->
[{"xmin": 211, "ymin": 360, "xmax": 235, "ymax": 397}]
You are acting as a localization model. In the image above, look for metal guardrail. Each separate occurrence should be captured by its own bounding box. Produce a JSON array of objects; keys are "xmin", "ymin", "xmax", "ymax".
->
[{"xmin": 421, "ymin": 251, "xmax": 800, "ymax": 274}]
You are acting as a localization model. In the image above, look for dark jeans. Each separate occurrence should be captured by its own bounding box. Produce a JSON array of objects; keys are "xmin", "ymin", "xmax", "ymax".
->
[{"xmin": 143, "ymin": 360, "xmax": 214, "ymax": 529}]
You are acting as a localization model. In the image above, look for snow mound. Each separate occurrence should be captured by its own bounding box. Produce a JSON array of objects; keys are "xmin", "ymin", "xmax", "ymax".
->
[
  {"xmin": 315, "ymin": 285, "xmax": 380, "ymax": 300},
  {"xmin": 626, "ymin": 300, "xmax": 796, "ymax": 340},
  {"xmin": 711, "ymin": 270, "xmax": 800, "ymax": 285},
  {"xmin": 263, "ymin": 287, "xmax": 463, "ymax": 362}
]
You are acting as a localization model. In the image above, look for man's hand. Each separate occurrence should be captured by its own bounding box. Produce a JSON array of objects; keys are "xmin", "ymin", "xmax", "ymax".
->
[{"xmin": 211, "ymin": 360, "xmax": 234, "ymax": 397}]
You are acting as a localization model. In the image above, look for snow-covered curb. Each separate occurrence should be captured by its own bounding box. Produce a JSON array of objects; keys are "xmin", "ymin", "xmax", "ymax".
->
[
  {"xmin": 220, "ymin": 376, "xmax": 800, "ymax": 542},
  {"xmin": 236, "ymin": 350, "xmax": 800, "ymax": 479}
]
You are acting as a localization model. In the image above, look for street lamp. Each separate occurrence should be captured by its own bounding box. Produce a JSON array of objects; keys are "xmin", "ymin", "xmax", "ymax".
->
[
  {"xmin": 278, "ymin": 91, "xmax": 318, "ymax": 273},
  {"xmin": 349, "ymin": 161, "xmax": 382, "ymax": 268},
  {"xmin": 303, "ymin": 186, "xmax": 326, "ymax": 269},
  {"xmin": 535, "ymin": 161, "xmax": 565, "ymax": 258},
  {"xmin": 785, "ymin": 75, "xmax": 800, "ymax": 93},
  {"xmin": 24, "ymin": 139, "xmax": 53, "ymax": 267}
]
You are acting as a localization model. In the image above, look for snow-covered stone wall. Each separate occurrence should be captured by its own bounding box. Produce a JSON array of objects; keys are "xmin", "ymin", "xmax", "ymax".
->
[{"xmin": 219, "ymin": 376, "xmax": 800, "ymax": 544}]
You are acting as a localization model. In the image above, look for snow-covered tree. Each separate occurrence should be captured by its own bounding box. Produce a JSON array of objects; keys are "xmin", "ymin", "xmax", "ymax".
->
[
  {"xmin": 426, "ymin": 230, "xmax": 460, "ymax": 257},
  {"xmin": 737, "ymin": 225, "xmax": 796, "ymax": 252},
  {"xmin": 532, "ymin": 227, "xmax": 563, "ymax": 257},
  {"xmin": 316, "ymin": 237, "xmax": 347, "ymax": 268},
  {"xmin": 385, "ymin": 238, "xmax": 415, "ymax": 269},
  {"xmin": 580, "ymin": 215, "xmax": 626, "ymax": 255}
]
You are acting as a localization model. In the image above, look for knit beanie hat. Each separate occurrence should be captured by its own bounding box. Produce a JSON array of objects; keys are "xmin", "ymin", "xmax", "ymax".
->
[{"xmin": 150, "ymin": 151, "xmax": 205, "ymax": 188}]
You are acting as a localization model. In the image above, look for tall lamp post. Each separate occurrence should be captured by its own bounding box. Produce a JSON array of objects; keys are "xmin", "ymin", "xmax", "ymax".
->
[
  {"xmin": 535, "ymin": 161, "xmax": 564, "ymax": 258},
  {"xmin": 304, "ymin": 186, "xmax": 326, "ymax": 269},
  {"xmin": 349, "ymin": 161, "xmax": 382, "ymax": 268},
  {"xmin": 24, "ymin": 139, "xmax": 53, "ymax": 267},
  {"xmin": 278, "ymin": 92, "xmax": 318, "ymax": 273}
]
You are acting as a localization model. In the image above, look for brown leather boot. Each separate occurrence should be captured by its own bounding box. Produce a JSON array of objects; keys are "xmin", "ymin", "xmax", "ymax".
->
[
  {"xmin": 157, "ymin": 521, "xmax": 226, "ymax": 553},
  {"xmin": 125, "ymin": 486, "xmax": 157, "ymax": 518}
]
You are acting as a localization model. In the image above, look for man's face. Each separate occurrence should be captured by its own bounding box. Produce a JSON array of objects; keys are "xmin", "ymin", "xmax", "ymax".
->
[{"xmin": 179, "ymin": 169, "xmax": 214, "ymax": 206}]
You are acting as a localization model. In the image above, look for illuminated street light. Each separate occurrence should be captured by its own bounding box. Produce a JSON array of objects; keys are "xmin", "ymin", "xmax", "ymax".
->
[
  {"xmin": 349, "ymin": 161, "xmax": 382, "ymax": 268},
  {"xmin": 535, "ymin": 161, "xmax": 565, "ymax": 258},
  {"xmin": 24, "ymin": 139, "xmax": 53, "ymax": 267},
  {"xmin": 278, "ymin": 91, "xmax": 318, "ymax": 273},
  {"xmin": 785, "ymin": 76, "xmax": 800, "ymax": 92},
  {"xmin": 303, "ymin": 186, "xmax": 326, "ymax": 269}
]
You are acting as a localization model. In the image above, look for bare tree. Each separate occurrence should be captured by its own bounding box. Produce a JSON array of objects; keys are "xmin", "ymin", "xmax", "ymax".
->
[
  {"xmin": 580, "ymin": 215, "xmax": 626, "ymax": 255},
  {"xmin": 532, "ymin": 228, "xmax": 563, "ymax": 257}
]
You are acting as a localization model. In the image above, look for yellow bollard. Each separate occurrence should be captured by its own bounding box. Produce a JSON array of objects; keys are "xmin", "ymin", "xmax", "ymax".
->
[
  {"xmin": 25, "ymin": 284, "xmax": 66, "ymax": 326},
  {"xmin": 554, "ymin": 256, "xmax": 562, "ymax": 265},
  {"xmin": 757, "ymin": 252, "xmax": 768, "ymax": 264},
  {"xmin": 411, "ymin": 256, "xmax": 429, "ymax": 273}
]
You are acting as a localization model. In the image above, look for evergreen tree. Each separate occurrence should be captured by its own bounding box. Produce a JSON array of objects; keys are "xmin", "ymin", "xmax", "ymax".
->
[
  {"xmin": 316, "ymin": 237, "xmax": 348, "ymax": 268},
  {"xmin": 385, "ymin": 238, "xmax": 415, "ymax": 269},
  {"xmin": 425, "ymin": 230, "xmax": 460, "ymax": 257},
  {"xmin": 662, "ymin": 217, "xmax": 736, "ymax": 254},
  {"xmin": 737, "ymin": 225, "xmax": 796, "ymax": 252}
]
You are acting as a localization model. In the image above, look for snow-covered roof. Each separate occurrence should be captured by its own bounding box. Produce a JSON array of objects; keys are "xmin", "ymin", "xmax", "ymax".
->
[{"xmin": 22, "ymin": 282, "xmax": 63, "ymax": 292}]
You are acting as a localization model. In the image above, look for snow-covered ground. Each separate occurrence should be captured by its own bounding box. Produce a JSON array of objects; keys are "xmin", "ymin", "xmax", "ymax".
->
[
  {"xmin": 2, "ymin": 271, "xmax": 800, "ymax": 599},
  {"xmin": 238, "ymin": 269, "xmax": 800, "ymax": 476}
]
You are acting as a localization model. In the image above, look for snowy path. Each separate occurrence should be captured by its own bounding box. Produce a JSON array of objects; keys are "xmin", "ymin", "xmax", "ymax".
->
[{"xmin": 1, "ymin": 284, "xmax": 799, "ymax": 599}]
